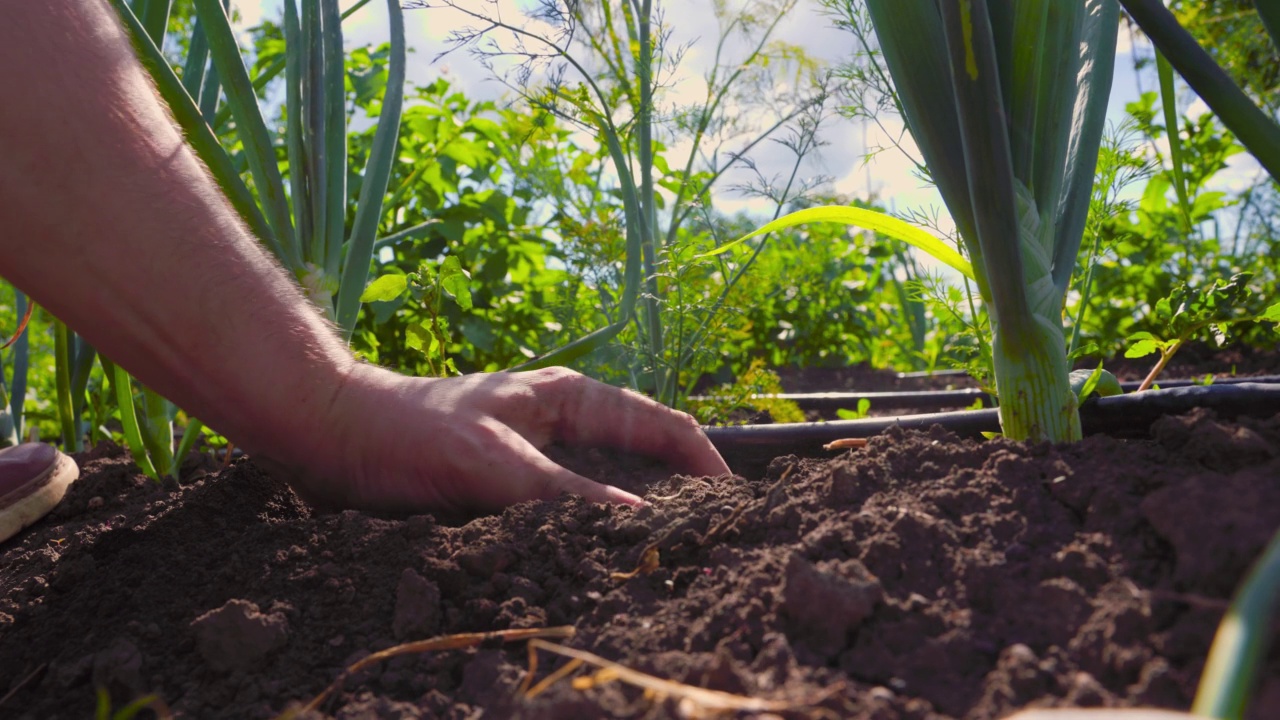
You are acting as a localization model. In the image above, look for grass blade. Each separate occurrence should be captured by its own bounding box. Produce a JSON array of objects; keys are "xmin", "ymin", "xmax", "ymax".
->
[
  {"xmin": 171, "ymin": 418, "xmax": 205, "ymax": 481},
  {"xmin": 109, "ymin": 0, "xmax": 281, "ymax": 263},
  {"xmin": 137, "ymin": 387, "xmax": 175, "ymax": 477},
  {"xmin": 1254, "ymin": 0, "xmax": 1280, "ymax": 56},
  {"xmin": 1049, "ymin": 0, "xmax": 1118, "ymax": 294},
  {"xmin": 198, "ymin": 53, "xmax": 222, "ymax": 120},
  {"xmin": 282, "ymin": 0, "xmax": 311, "ymax": 255},
  {"xmin": 105, "ymin": 361, "xmax": 158, "ymax": 480},
  {"xmin": 1193, "ymin": 527, "xmax": 1280, "ymax": 718},
  {"xmin": 335, "ymin": 0, "xmax": 407, "ymax": 337},
  {"xmin": 7, "ymin": 290, "xmax": 29, "ymax": 442},
  {"xmin": 193, "ymin": 0, "xmax": 301, "ymax": 268},
  {"xmin": 133, "ymin": 0, "xmax": 173, "ymax": 48},
  {"xmin": 939, "ymin": 0, "xmax": 1027, "ymax": 335},
  {"xmin": 209, "ymin": 2, "xmax": 369, "ymax": 131},
  {"xmin": 181, "ymin": 13, "xmax": 211, "ymax": 98},
  {"xmin": 301, "ymin": 0, "xmax": 328, "ymax": 267},
  {"xmin": 321, "ymin": 0, "xmax": 348, "ymax": 281},
  {"xmin": 1157, "ymin": 49, "xmax": 1197, "ymax": 276},
  {"xmin": 69, "ymin": 337, "xmax": 97, "ymax": 428},
  {"xmin": 53, "ymin": 321, "xmax": 81, "ymax": 453}
]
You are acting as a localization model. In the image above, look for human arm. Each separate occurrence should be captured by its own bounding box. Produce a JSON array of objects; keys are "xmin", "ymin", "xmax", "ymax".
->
[{"xmin": 0, "ymin": 0, "xmax": 729, "ymax": 513}]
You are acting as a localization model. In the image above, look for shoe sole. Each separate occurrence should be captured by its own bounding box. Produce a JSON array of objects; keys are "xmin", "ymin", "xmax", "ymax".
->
[{"xmin": 0, "ymin": 451, "xmax": 80, "ymax": 544}]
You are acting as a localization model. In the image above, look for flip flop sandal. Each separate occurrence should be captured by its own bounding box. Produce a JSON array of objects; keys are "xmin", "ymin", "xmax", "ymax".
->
[{"xmin": 0, "ymin": 443, "xmax": 79, "ymax": 544}]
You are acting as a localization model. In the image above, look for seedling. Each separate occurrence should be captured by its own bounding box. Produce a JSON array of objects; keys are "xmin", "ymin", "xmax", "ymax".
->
[
  {"xmin": 361, "ymin": 257, "xmax": 475, "ymax": 377},
  {"xmin": 94, "ymin": 688, "xmax": 170, "ymax": 720},
  {"xmin": 1125, "ymin": 273, "xmax": 1280, "ymax": 392},
  {"xmin": 836, "ymin": 398, "xmax": 872, "ymax": 420}
]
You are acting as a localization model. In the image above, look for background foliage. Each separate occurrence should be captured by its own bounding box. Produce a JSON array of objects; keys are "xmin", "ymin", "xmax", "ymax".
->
[{"xmin": 2, "ymin": 0, "xmax": 1278, "ymax": 449}]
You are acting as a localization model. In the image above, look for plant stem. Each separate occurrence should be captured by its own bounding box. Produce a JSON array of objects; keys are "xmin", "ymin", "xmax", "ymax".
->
[
  {"xmin": 1068, "ymin": 225, "xmax": 1105, "ymax": 357},
  {"xmin": 1136, "ymin": 340, "xmax": 1183, "ymax": 392}
]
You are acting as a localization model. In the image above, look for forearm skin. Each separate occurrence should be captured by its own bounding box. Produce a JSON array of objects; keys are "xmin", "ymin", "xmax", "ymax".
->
[{"xmin": 0, "ymin": 0, "xmax": 353, "ymax": 468}]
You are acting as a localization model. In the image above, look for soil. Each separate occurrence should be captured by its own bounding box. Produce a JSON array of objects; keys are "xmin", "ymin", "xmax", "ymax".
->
[{"xmin": 3, "ymin": 392, "xmax": 1280, "ymax": 717}]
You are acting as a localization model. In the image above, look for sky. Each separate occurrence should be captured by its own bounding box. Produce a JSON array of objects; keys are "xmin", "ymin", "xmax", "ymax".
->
[{"xmin": 229, "ymin": 0, "xmax": 1264, "ymax": 238}]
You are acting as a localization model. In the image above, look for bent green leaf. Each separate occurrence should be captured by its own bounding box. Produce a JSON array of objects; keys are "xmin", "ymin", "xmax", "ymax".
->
[{"xmin": 696, "ymin": 205, "xmax": 975, "ymax": 281}]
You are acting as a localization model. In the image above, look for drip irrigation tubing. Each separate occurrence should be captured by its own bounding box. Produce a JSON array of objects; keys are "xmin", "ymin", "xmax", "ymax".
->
[
  {"xmin": 690, "ymin": 375, "xmax": 1280, "ymax": 412},
  {"xmin": 703, "ymin": 382, "xmax": 1280, "ymax": 464}
]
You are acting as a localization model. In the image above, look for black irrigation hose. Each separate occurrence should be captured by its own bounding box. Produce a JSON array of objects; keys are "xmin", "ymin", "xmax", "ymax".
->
[
  {"xmin": 703, "ymin": 383, "xmax": 1280, "ymax": 464},
  {"xmin": 691, "ymin": 375, "xmax": 1280, "ymax": 412}
]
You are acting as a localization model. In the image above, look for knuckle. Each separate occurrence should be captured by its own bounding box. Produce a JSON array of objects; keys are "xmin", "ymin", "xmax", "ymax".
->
[
  {"xmin": 528, "ymin": 366, "xmax": 584, "ymax": 390},
  {"xmin": 673, "ymin": 409, "xmax": 703, "ymax": 430}
]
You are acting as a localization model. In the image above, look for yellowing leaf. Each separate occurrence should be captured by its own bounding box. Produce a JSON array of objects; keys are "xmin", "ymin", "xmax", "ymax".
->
[{"xmin": 696, "ymin": 205, "xmax": 974, "ymax": 280}]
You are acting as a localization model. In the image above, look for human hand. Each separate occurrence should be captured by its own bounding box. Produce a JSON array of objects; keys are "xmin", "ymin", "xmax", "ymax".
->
[{"xmin": 282, "ymin": 365, "xmax": 730, "ymax": 515}]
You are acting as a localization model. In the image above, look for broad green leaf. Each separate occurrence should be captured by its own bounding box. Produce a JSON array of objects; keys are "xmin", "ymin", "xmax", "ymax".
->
[
  {"xmin": 438, "ymin": 256, "xmax": 474, "ymax": 311},
  {"xmin": 696, "ymin": 206, "xmax": 974, "ymax": 281},
  {"xmin": 1190, "ymin": 191, "xmax": 1228, "ymax": 219},
  {"xmin": 359, "ymin": 274, "xmax": 407, "ymax": 303},
  {"xmin": 1260, "ymin": 303, "xmax": 1280, "ymax": 323},
  {"xmin": 1124, "ymin": 333, "xmax": 1162, "ymax": 358},
  {"xmin": 405, "ymin": 321, "xmax": 431, "ymax": 352}
]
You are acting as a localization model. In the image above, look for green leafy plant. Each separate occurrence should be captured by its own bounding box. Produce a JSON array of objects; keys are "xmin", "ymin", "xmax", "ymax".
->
[
  {"xmin": 362, "ymin": 257, "xmax": 476, "ymax": 377},
  {"xmin": 687, "ymin": 360, "xmax": 805, "ymax": 426},
  {"xmin": 348, "ymin": 81, "xmax": 579, "ymax": 377},
  {"xmin": 1125, "ymin": 273, "xmax": 1280, "ymax": 391}
]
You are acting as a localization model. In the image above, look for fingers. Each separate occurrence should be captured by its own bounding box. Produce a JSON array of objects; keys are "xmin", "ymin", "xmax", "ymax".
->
[
  {"xmin": 531, "ymin": 369, "xmax": 731, "ymax": 478},
  {"xmin": 451, "ymin": 419, "xmax": 644, "ymax": 512}
]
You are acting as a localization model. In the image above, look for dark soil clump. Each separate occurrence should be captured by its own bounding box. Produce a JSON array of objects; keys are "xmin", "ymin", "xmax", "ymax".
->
[{"xmin": 2, "ymin": 409, "xmax": 1279, "ymax": 718}]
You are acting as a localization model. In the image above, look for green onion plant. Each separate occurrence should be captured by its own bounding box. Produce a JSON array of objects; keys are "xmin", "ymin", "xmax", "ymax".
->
[
  {"xmin": 715, "ymin": 0, "xmax": 1118, "ymax": 443},
  {"xmin": 112, "ymin": 0, "xmax": 406, "ymax": 335}
]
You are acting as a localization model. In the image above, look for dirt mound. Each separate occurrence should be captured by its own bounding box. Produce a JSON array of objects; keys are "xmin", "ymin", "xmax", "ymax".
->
[{"xmin": 2, "ymin": 408, "xmax": 1278, "ymax": 719}]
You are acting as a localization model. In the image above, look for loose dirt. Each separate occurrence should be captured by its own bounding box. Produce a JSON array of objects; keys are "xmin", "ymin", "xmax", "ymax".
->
[{"xmin": 2, "ymin": 406, "xmax": 1279, "ymax": 719}]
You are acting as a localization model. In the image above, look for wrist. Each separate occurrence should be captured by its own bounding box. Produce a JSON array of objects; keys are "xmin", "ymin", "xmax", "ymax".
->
[{"xmin": 262, "ymin": 362, "xmax": 409, "ymax": 509}]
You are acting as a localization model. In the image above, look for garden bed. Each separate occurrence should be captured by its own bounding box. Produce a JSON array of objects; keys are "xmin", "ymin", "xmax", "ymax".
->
[{"xmin": 2, "ymin": 406, "xmax": 1279, "ymax": 718}]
